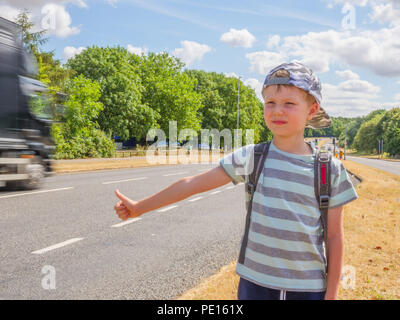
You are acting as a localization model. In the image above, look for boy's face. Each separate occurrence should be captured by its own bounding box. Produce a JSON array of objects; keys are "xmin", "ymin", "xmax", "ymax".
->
[{"xmin": 263, "ymin": 85, "xmax": 319, "ymax": 138}]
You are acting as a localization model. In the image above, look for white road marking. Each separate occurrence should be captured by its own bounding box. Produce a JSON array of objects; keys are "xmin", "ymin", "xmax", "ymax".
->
[
  {"xmin": 0, "ymin": 187, "xmax": 74, "ymax": 199},
  {"xmin": 163, "ymin": 171, "xmax": 189, "ymax": 177},
  {"xmin": 111, "ymin": 218, "xmax": 142, "ymax": 228},
  {"xmin": 157, "ymin": 205, "xmax": 178, "ymax": 212},
  {"xmin": 188, "ymin": 196, "xmax": 203, "ymax": 202},
  {"xmin": 31, "ymin": 238, "xmax": 84, "ymax": 254},
  {"xmin": 210, "ymin": 190, "xmax": 222, "ymax": 195},
  {"xmin": 102, "ymin": 177, "xmax": 147, "ymax": 185}
]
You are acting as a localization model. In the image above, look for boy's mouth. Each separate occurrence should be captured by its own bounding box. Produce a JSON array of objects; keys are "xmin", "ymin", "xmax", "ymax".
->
[{"xmin": 272, "ymin": 120, "xmax": 287, "ymax": 125}]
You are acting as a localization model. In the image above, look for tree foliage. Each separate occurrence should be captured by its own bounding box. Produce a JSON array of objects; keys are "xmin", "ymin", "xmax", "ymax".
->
[
  {"xmin": 15, "ymin": 9, "xmax": 47, "ymax": 54},
  {"xmin": 140, "ymin": 53, "xmax": 203, "ymax": 136},
  {"xmin": 352, "ymin": 111, "xmax": 385, "ymax": 153},
  {"xmin": 51, "ymin": 75, "xmax": 115, "ymax": 159},
  {"xmin": 185, "ymin": 70, "xmax": 266, "ymax": 144},
  {"xmin": 379, "ymin": 108, "xmax": 400, "ymax": 156},
  {"xmin": 66, "ymin": 46, "xmax": 159, "ymax": 141}
]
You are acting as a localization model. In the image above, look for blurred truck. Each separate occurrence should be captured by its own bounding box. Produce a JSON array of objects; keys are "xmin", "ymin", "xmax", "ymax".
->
[{"xmin": 0, "ymin": 17, "xmax": 63, "ymax": 190}]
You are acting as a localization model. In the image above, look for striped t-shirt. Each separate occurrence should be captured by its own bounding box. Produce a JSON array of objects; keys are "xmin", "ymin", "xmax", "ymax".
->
[{"xmin": 219, "ymin": 139, "xmax": 358, "ymax": 292}]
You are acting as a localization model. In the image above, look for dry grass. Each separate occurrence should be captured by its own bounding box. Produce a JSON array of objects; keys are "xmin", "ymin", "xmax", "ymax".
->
[
  {"xmin": 176, "ymin": 262, "xmax": 239, "ymax": 300},
  {"xmin": 176, "ymin": 160, "xmax": 400, "ymax": 300},
  {"xmin": 52, "ymin": 151, "xmax": 225, "ymax": 174}
]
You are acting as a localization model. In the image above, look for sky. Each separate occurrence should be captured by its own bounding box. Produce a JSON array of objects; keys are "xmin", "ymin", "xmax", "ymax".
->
[{"xmin": 1, "ymin": 0, "xmax": 400, "ymax": 118}]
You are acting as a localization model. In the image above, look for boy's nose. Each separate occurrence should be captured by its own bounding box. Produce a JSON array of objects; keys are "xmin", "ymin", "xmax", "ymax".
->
[{"xmin": 271, "ymin": 104, "xmax": 285, "ymax": 114}]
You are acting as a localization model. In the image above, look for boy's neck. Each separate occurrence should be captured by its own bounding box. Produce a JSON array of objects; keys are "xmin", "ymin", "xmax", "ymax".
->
[{"xmin": 272, "ymin": 135, "xmax": 313, "ymax": 156}]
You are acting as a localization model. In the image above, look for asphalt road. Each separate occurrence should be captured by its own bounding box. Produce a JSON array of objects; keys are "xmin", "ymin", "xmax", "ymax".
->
[
  {"xmin": 346, "ymin": 156, "xmax": 400, "ymax": 176},
  {"xmin": 0, "ymin": 160, "xmax": 362, "ymax": 300},
  {"xmin": 0, "ymin": 162, "xmax": 246, "ymax": 300}
]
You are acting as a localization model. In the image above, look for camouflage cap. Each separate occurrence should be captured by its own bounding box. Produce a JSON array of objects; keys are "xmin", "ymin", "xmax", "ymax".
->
[{"xmin": 261, "ymin": 61, "xmax": 331, "ymax": 129}]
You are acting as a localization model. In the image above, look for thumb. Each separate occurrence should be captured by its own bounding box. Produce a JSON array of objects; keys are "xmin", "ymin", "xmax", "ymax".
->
[{"xmin": 115, "ymin": 189, "xmax": 131, "ymax": 205}]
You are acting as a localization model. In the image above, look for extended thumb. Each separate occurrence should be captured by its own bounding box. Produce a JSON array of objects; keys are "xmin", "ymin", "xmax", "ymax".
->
[{"xmin": 115, "ymin": 189, "xmax": 128, "ymax": 202}]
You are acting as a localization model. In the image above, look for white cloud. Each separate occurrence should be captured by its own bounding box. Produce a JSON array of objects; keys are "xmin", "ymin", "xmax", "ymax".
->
[
  {"xmin": 261, "ymin": 26, "xmax": 400, "ymax": 76},
  {"xmin": 321, "ymin": 77, "xmax": 389, "ymax": 117},
  {"xmin": 394, "ymin": 93, "xmax": 400, "ymax": 101},
  {"xmin": 220, "ymin": 28, "xmax": 256, "ymax": 48},
  {"xmin": 266, "ymin": 35, "xmax": 281, "ymax": 50},
  {"xmin": 223, "ymin": 72, "xmax": 239, "ymax": 78},
  {"xmin": 369, "ymin": 2, "xmax": 400, "ymax": 26},
  {"xmin": 127, "ymin": 44, "xmax": 148, "ymax": 56},
  {"xmin": 245, "ymin": 51, "xmax": 287, "ymax": 75},
  {"xmin": 326, "ymin": 0, "xmax": 369, "ymax": 7},
  {"xmin": 70, "ymin": 0, "xmax": 88, "ymax": 8},
  {"xmin": 41, "ymin": 3, "xmax": 80, "ymax": 37},
  {"xmin": 335, "ymin": 69, "xmax": 360, "ymax": 80},
  {"xmin": 0, "ymin": 4, "xmax": 21, "ymax": 21},
  {"xmin": 172, "ymin": 40, "xmax": 212, "ymax": 66},
  {"xmin": 105, "ymin": 0, "xmax": 119, "ymax": 7},
  {"xmin": 0, "ymin": 0, "xmax": 88, "ymax": 8},
  {"xmin": 337, "ymin": 79, "xmax": 380, "ymax": 94},
  {"xmin": 244, "ymin": 78, "xmax": 263, "ymax": 101},
  {"xmin": 326, "ymin": 0, "xmax": 400, "ymax": 26},
  {"xmin": 63, "ymin": 46, "xmax": 85, "ymax": 61},
  {"xmin": 0, "ymin": 1, "xmax": 82, "ymax": 37}
]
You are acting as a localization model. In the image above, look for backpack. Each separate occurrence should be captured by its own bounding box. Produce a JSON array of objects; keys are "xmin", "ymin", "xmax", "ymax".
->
[{"xmin": 238, "ymin": 141, "xmax": 332, "ymax": 271}]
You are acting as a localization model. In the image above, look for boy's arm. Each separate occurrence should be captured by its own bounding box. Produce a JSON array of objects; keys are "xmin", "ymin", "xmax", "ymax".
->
[
  {"xmin": 325, "ymin": 205, "xmax": 344, "ymax": 300},
  {"xmin": 114, "ymin": 166, "xmax": 232, "ymax": 220}
]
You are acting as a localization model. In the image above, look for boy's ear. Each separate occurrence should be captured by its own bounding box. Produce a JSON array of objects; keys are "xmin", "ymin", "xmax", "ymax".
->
[{"xmin": 307, "ymin": 102, "xmax": 319, "ymax": 120}]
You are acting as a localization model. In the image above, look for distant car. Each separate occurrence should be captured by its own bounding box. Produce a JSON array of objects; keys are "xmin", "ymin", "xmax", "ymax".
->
[
  {"xmin": 198, "ymin": 143, "xmax": 210, "ymax": 150},
  {"xmin": 156, "ymin": 141, "xmax": 168, "ymax": 147}
]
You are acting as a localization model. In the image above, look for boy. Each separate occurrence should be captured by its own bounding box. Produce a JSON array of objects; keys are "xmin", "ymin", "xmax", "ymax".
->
[{"xmin": 114, "ymin": 61, "xmax": 358, "ymax": 300}]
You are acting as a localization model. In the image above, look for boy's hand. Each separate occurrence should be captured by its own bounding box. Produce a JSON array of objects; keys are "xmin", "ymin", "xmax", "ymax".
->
[{"xmin": 114, "ymin": 189, "xmax": 140, "ymax": 221}]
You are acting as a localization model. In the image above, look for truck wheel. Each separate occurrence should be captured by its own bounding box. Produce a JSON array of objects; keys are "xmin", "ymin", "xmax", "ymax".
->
[
  {"xmin": 8, "ymin": 162, "xmax": 45, "ymax": 191},
  {"xmin": 20, "ymin": 163, "xmax": 45, "ymax": 190}
]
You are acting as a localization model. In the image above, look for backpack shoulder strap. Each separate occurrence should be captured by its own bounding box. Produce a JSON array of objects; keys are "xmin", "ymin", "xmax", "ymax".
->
[
  {"xmin": 246, "ymin": 142, "xmax": 269, "ymax": 195},
  {"xmin": 238, "ymin": 141, "xmax": 271, "ymax": 265},
  {"xmin": 314, "ymin": 147, "xmax": 332, "ymax": 271}
]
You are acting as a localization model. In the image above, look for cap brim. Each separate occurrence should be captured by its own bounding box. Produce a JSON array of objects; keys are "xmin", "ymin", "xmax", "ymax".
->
[{"xmin": 306, "ymin": 106, "xmax": 331, "ymax": 129}]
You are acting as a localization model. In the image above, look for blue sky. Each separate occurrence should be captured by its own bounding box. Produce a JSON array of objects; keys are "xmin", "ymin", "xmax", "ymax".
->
[{"xmin": 1, "ymin": 0, "xmax": 400, "ymax": 117}]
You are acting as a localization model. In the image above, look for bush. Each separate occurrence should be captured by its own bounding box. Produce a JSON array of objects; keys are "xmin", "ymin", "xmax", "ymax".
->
[{"xmin": 50, "ymin": 76, "xmax": 116, "ymax": 159}]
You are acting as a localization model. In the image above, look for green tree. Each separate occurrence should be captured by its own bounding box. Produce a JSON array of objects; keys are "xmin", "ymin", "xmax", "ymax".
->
[
  {"xmin": 139, "ymin": 52, "xmax": 202, "ymax": 137},
  {"xmin": 15, "ymin": 9, "xmax": 48, "ymax": 54},
  {"xmin": 51, "ymin": 75, "xmax": 115, "ymax": 159},
  {"xmin": 345, "ymin": 117, "xmax": 363, "ymax": 148},
  {"xmin": 364, "ymin": 109, "xmax": 386, "ymax": 122},
  {"xmin": 67, "ymin": 46, "xmax": 159, "ymax": 141},
  {"xmin": 379, "ymin": 107, "xmax": 400, "ymax": 156},
  {"xmin": 185, "ymin": 70, "xmax": 265, "ymax": 144},
  {"xmin": 353, "ymin": 111, "xmax": 385, "ymax": 153},
  {"xmin": 14, "ymin": 10, "xmax": 70, "ymax": 121}
]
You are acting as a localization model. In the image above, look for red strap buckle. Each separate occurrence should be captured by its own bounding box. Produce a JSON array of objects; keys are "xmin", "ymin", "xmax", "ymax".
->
[{"xmin": 321, "ymin": 163, "xmax": 326, "ymax": 185}]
